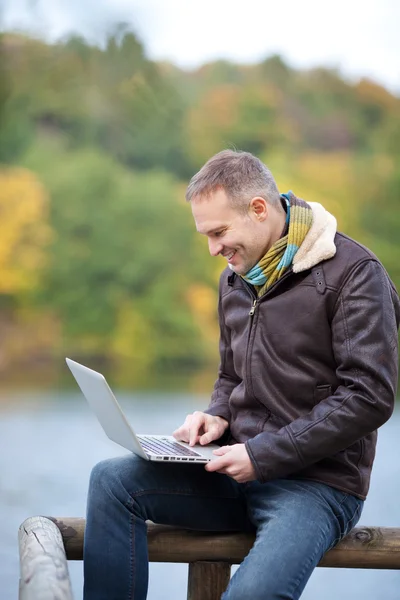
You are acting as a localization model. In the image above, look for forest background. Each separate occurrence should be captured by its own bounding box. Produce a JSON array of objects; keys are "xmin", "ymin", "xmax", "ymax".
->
[{"xmin": 0, "ymin": 26, "xmax": 399, "ymax": 389}]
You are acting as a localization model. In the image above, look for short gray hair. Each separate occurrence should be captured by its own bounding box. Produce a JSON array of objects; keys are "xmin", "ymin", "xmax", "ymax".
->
[{"xmin": 186, "ymin": 149, "xmax": 282, "ymax": 213}]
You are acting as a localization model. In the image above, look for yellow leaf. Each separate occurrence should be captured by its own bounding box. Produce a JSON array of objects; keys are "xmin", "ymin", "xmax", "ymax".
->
[{"xmin": 0, "ymin": 166, "xmax": 53, "ymax": 294}]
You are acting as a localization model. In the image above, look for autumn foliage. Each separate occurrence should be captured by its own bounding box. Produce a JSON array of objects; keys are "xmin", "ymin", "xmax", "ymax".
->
[{"xmin": 0, "ymin": 30, "xmax": 398, "ymax": 382}]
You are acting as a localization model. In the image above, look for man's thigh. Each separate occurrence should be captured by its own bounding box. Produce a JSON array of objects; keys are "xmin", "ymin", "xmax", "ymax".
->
[
  {"xmin": 92, "ymin": 454, "xmax": 252, "ymax": 532},
  {"xmin": 222, "ymin": 478, "xmax": 363, "ymax": 600}
]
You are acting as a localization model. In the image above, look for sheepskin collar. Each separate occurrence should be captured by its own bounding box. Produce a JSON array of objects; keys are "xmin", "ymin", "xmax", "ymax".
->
[{"xmin": 292, "ymin": 202, "xmax": 337, "ymax": 273}]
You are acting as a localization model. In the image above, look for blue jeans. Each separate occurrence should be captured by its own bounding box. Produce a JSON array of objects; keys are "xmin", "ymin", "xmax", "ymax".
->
[{"xmin": 83, "ymin": 455, "xmax": 363, "ymax": 600}]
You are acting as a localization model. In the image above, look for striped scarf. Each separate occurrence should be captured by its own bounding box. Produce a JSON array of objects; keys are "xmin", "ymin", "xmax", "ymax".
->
[{"xmin": 242, "ymin": 192, "xmax": 313, "ymax": 296}]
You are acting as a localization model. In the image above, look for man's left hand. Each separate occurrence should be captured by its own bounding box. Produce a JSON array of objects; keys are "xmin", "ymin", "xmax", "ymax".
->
[{"xmin": 205, "ymin": 443, "xmax": 257, "ymax": 483}]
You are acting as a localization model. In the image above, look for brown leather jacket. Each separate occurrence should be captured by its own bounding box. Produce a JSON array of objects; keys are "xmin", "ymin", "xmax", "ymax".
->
[{"xmin": 206, "ymin": 228, "xmax": 400, "ymax": 499}]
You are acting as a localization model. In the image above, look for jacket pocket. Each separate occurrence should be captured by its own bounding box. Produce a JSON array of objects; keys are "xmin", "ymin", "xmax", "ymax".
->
[{"xmin": 314, "ymin": 384, "xmax": 332, "ymax": 405}]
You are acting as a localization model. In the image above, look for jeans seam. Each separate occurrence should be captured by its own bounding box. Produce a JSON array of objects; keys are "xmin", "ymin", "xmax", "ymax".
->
[
  {"xmin": 289, "ymin": 533, "xmax": 326, "ymax": 600},
  {"xmin": 329, "ymin": 498, "xmax": 362, "ymax": 550},
  {"xmin": 129, "ymin": 501, "xmax": 134, "ymax": 600},
  {"xmin": 128, "ymin": 513, "xmax": 135, "ymax": 600},
  {"xmin": 336, "ymin": 493, "xmax": 349, "ymax": 508},
  {"xmin": 344, "ymin": 500, "xmax": 362, "ymax": 534}
]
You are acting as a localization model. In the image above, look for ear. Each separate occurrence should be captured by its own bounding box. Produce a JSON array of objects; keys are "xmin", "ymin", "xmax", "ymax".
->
[{"xmin": 249, "ymin": 197, "xmax": 268, "ymax": 221}]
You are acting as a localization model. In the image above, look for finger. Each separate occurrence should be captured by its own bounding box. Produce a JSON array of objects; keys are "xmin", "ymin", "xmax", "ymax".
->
[
  {"xmin": 189, "ymin": 434, "xmax": 201, "ymax": 447},
  {"xmin": 189, "ymin": 425, "xmax": 200, "ymax": 446},
  {"xmin": 212, "ymin": 445, "xmax": 231, "ymax": 455},
  {"xmin": 173, "ymin": 429, "xmax": 189, "ymax": 442},
  {"xmin": 172, "ymin": 424, "xmax": 190, "ymax": 442},
  {"xmin": 205, "ymin": 460, "xmax": 219, "ymax": 472},
  {"xmin": 189, "ymin": 412, "xmax": 205, "ymax": 446},
  {"xmin": 199, "ymin": 420, "xmax": 222, "ymax": 445},
  {"xmin": 199, "ymin": 430, "xmax": 217, "ymax": 445},
  {"xmin": 205, "ymin": 455, "xmax": 230, "ymax": 472},
  {"xmin": 173, "ymin": 414, "xmax": 193, "ymax": 442},
  {"xmin": 235, "ymin": 475, "xmax": 247, "ymax": 484}
]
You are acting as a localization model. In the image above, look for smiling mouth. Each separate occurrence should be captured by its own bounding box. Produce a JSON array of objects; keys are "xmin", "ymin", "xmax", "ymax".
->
[{"xmin": 225, "ymin": 251, "xmax": 236, "ymax": 261}]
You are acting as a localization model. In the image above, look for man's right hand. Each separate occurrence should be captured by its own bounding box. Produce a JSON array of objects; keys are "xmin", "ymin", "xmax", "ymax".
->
[{"xmin": 173, "ymin": 412, "xmax": 229, "ymax": 447}]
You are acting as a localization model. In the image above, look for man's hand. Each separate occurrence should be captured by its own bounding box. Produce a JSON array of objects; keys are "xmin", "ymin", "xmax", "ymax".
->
[
  {"xmin": 173, "ymin": 412, "xmax": 229, "ymax": 446},
  {"xmin": 205, "ymin": 444, "xmax": 257, "ymax": 483}
]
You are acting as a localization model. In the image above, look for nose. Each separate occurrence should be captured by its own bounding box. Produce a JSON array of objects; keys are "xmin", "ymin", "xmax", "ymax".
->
[{"xmin": 208, "ymin": 238, "xmax": 223, "ymax": 257}]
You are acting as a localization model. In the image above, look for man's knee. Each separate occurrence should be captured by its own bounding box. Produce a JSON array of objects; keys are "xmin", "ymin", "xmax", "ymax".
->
[{"xmin": 88, "ymin": 455, "xmax": 145, "ymax": 497}]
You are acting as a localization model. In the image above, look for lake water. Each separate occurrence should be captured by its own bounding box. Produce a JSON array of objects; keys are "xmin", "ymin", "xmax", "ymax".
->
[{"xmin": 1, "ymin": 388, "xmax": 400, "ymax": 600}]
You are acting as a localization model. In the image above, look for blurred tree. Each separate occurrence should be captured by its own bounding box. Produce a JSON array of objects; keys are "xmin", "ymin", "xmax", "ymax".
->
[
  {"xmin": 288, "ymin": 68, "xmax": 360, "ymax": 151},
  {"xmin": 1, "ymin": 29, "xmax": 190, "ymax": 176},
  {"xmin": 23, "ymin": 144, "xmax": 216, "ymax": 373},
  {"xmin": 0, "ymin": 167, "xmax": 52, "ymax": 295},
  {"xmin": 1, "ymin": 28, "xmax": 399, "ymax": 377},
  {"xmin": 196, "ymin": 60, "xmax": 244, "ymax": 88},
  {"xmin": 0, "ymin": 34, "xmax": 34, "ymax": 162},
  {"xmin": 358, "ymin": 157, "xmax": 400, "ymax": 292},
  {"xmin": 186, "ymin": 83, "xmax": 292, "ymax": 166},
  {"xmin": 258, "ymin": 54, "xmax": 293, "ymax": 91},
  {"xmin": 355, "ymin": 78, "xmax": 397, "ymax": 129},
  {"xmin": 264, "ymin": 151, "xmax": 361, "ymax": 233}
]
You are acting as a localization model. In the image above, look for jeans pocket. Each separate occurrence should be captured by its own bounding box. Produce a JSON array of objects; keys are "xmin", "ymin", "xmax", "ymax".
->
[
  {"xmin": 327, "ymin": 492, "xmax": 364, "ymax": 550},
  {"xmin": 343, "ymin": 496, "xmax": 364, "ymax": 536}
]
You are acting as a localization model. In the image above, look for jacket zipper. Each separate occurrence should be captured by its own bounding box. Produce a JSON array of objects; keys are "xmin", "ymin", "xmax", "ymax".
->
[
  {"xmin": 249, "ymin": 299, "xmax": 257, "ymax": 316},
  {"xmin": 240, "ymin": 268, "xmax": 294, "ymax": 408},
  {"xmin": 241, "ymin": 279, "xmax": 257, "ymax": 312},
  {"xmin": 243, "ymin": 268, "xmax": 293, "ymax": 317},
  {"xmin": 241, "ymin": 281, "xmax": 259, "ymax": 403}
]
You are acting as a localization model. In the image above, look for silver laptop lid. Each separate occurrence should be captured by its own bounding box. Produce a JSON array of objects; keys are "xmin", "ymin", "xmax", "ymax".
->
[{"xmin": 66, "ymin": 358, "xmax": 148, "ymax": 460}]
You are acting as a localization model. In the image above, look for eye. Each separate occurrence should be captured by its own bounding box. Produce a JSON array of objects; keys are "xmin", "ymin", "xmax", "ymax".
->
[{"xmin": 214, "ymin": 229, "xmax": 225, "ymax": 238}]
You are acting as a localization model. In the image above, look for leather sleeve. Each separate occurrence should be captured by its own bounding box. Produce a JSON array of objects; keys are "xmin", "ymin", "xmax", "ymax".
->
[
  {"xmin": 204, "ymin": 289, "xmax": 241, "ymax": 424},
  {"xmin": 246, "ymin": 259, "xmax": 400, "ymax": 483}
]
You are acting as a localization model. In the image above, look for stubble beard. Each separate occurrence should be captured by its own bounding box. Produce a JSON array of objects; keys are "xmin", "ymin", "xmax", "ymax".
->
[
  {"xmin": 228, "ymin": 256, "xmax": 252, "ymax": 276},
  {"xmin": 227, "ymin": 238, "xmax": 264, "ymax": 276}
]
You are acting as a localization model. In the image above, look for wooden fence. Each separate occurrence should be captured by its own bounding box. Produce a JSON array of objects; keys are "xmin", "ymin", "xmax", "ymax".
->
[{"xmin": 18, "ymin": 516, "xmax": 400, "ymax": 600}]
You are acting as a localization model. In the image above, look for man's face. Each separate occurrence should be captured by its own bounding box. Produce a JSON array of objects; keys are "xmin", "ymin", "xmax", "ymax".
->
[{"xmin": 191, "ymin": 188, "xmax": 273, "ymax": 276}]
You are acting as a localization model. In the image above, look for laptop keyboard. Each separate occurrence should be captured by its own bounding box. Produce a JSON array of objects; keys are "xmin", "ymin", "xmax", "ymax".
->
[{"xmin": 137, "ymin": 436, "xmax": 202, "ymax": 457}]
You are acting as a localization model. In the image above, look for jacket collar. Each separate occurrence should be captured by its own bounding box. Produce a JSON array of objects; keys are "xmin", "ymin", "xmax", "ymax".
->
[{"xmin": 292, "ymin": 202, "xmax": 337, "ymax": 273}]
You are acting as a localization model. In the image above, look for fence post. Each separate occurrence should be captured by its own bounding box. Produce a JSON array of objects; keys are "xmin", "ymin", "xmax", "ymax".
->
[
  {"xmin": 18, "ymin": 516, "xmax": 73, "ymax": 600},
  {"xmin": 188, "ymin": 561, "xmax": 231, "ymax": 600}
]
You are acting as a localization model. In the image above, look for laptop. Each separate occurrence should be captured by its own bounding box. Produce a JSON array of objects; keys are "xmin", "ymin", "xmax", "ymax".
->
[{"xmin": 66, "ymin": 358, "xmax": 220, "ymax": 463}]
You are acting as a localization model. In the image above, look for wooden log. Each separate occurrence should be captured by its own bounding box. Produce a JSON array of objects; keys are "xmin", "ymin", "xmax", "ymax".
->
[
  {"xmin": 188, "ymin": 561, "xmax": 231, "ymax": 600},
  {"xmin": 18, "ymin": 516, "xmax": 73, "ymax": 600},
  {"xmin": 49, "ymin": 517, "xmax": 400, "ymax": 570},
  {"xmin": 47, "ymin": 517, "xmax": 85, "ymax": 561},
  {"xmin": 320, "ymin": 527, "xmax": 400, "ymax": 569}
]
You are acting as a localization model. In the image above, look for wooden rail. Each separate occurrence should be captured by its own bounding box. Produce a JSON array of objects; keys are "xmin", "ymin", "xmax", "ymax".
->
[{"xmin": 18, "ymin": 516, "xmax": 400, "ymax": 600}]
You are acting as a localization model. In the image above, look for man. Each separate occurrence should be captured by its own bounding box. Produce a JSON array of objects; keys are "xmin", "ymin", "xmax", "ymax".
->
[{"xmin": 84, "ymin": 150, "xmax": 400, "ymax": 600}]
